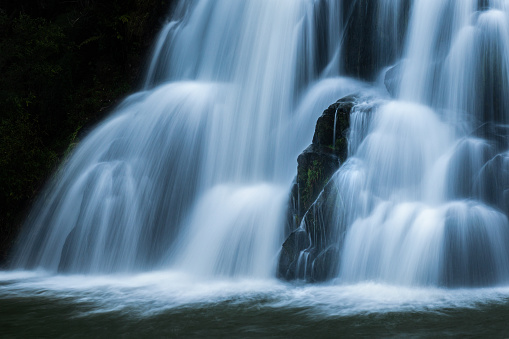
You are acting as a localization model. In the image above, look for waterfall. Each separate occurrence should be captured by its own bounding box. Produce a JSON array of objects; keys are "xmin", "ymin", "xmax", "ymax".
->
[
  {"xmin": 10, "ymin": 0, "xmax": 509, "ymax": 287},
  {"xmin": 333, "ymin": 0, "xmax": 509, "ymax": 286},
  {"xmin": 11, "ymin": 0, "xmax": 363, "ymax": 276}
]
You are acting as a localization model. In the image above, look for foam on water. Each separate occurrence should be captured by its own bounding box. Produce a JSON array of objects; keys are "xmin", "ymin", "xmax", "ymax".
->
[{"xmin": 1, "ymin": 271, "xmax": 509, "ymax": 319}]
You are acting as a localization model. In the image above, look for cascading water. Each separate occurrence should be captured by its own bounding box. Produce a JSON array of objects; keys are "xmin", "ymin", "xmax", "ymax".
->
[
  {"xmin": 6, "ymin": 0, "xmax": 509, "ymax": 336},
  {"xmin": 8, "ymin": 0, "xmax": 509, "ymax": 288},
  {"xmin": 328, "ymin": 0, "xmax": 509, "ymax": 287},
  {"xmin": 276, "ymin": 0, "xmax": 509, "ymax": 287},
  {"xmin": 10, "ymin": 0, "xmax": 364, "ymax": 276}
]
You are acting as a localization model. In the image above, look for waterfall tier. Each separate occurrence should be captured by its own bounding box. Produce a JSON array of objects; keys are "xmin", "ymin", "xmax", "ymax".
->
[{"xmin": 11, "ymin": 0, "xmax": 509, "ymax": 287}]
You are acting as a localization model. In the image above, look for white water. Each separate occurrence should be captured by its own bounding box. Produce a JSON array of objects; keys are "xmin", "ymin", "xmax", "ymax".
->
[
  {"xmin": 330, "ymin": 0, "xmax": 509, "ymax": 287},
  {"xmin": 11, "ymin": 0, "xmax": 364, "ymax": 276},
  {"xmin": 8, "ymin": 0, "xmax": 509, "ymax": 294},
  {"xmin": 2, "ymin": 270, "xmax": 509, "ymax": 319}
]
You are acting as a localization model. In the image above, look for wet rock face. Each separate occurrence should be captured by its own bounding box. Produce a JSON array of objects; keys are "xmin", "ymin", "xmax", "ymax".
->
[
  {"xmin": 279, "ymin": 175, "xmax": 344, "ymax": 282},
  {"xmin": 296, "ymin": 95, "xmax": 357, "ymax": 221},
  {"xmin": 296, "ymin": 145, "xmax": 339, "ymax": 223},
  {"xmin": 278, "ymin": 95, "xmax": 361, "ymax": 282},
  {"xmin": 341, "ymin": 0, "xmax": 411, "ymax": 81},
  {"xmin": 312, "ymin": 95, "xmax": 355, "ymax": 160},
  {"xmin": 278, "ymin": 229, "xmax": 310, "ymax": 280}
]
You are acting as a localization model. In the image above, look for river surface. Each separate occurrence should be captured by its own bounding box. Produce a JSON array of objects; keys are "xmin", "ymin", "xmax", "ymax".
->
[{"xmin": 1, "ymin": 271, "xmax": 509, "ymax": 337}]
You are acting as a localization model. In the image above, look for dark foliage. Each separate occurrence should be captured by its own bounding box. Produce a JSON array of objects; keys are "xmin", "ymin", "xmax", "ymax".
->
[{"xmin": 0, "ymin": 0, "xmax": 172, "ymax": 265}]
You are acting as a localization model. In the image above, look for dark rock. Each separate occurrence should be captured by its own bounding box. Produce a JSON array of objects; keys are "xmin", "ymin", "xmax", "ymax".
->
[
  {"xmin": 297, "ymin": 145, "xmax": 340, "ymax": 221},
  {"xmin": 475, "ymin": 48, "xmax": 509, "ymax": 126},
  {"xmin": 478, "ymin": 0, "xmax": 492, "ymax": 11},
  {"xmin": 302, "ymin": 178, "xmax": 342, "ymax": 248},
  {"xmin": 341, "ymin": 0, "xmax": 378, "ymax": 81},
  {"xmin": 278, "ymin": 175, "xmax": 347, "ymax": 282},
  {"xmin": 296, "ymin": 95, "xmax": 358, "ymax": 220},
  {"xmin": 277, "ymin": 229, "xmax": 310, "ymax": 280},
  {"xmin": 278, "ymin": 94, "xmax": 374, "ymax": 282},
  {"xmin": 312, "ymin": 95, "xmax": 356, "ymax": 160},
  {"xmin": 311, "ymin": 245, "xmax": 340, "ymax": 282},
  {"xmin": 296, "ymin": 1, "xmax": 410, "ymax": 84},
  {"xmin": 341, "ymin": 0, "xmax": 411, "ymax": 81}
]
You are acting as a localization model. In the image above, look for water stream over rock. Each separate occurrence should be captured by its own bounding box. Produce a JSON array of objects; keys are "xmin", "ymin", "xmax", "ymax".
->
[{"xmin": 5, "ymin": 1, "xmax": 509, "ymax": 328}]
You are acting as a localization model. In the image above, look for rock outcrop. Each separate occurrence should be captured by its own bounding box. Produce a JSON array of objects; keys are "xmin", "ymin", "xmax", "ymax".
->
[
  {"xmin": 296, "ymin": 95, "xmax": 356, "ymax": 221},
  {"xmin": 278, "ymin": 95, "xmax": 361, "ymax": 282}
]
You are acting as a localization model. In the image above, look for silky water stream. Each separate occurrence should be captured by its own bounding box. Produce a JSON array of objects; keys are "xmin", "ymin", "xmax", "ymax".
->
[{"xmin": 3, "ymin": 0, "xmax": 509, "ymax": 336}]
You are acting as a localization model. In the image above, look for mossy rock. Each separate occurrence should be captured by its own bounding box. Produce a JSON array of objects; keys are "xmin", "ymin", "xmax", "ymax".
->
[
  {"xmin": 312, "ymin": 95, "xmax": 356, "ymax": 161},
  {"xmin": 296, "ymin": 95, "xmax": 358, "ymax": 219},
  {"xmin": 296, "ymin": 145, "xmax": 339, "ymax": 220},
  {"xmin": 278, "ymin": 94, "xmax": 365, "ymax": 282}
]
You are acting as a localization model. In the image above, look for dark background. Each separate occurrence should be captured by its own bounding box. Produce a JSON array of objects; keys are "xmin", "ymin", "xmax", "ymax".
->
[{"xmin": 0, "ymin": 0, "xmax": 173, "ymax": 265}]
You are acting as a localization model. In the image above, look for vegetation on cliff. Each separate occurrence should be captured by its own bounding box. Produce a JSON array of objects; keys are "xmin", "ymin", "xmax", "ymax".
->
[{"xmin": 0, "ymin": 0, "xmax": 172, "ymax": 264}]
